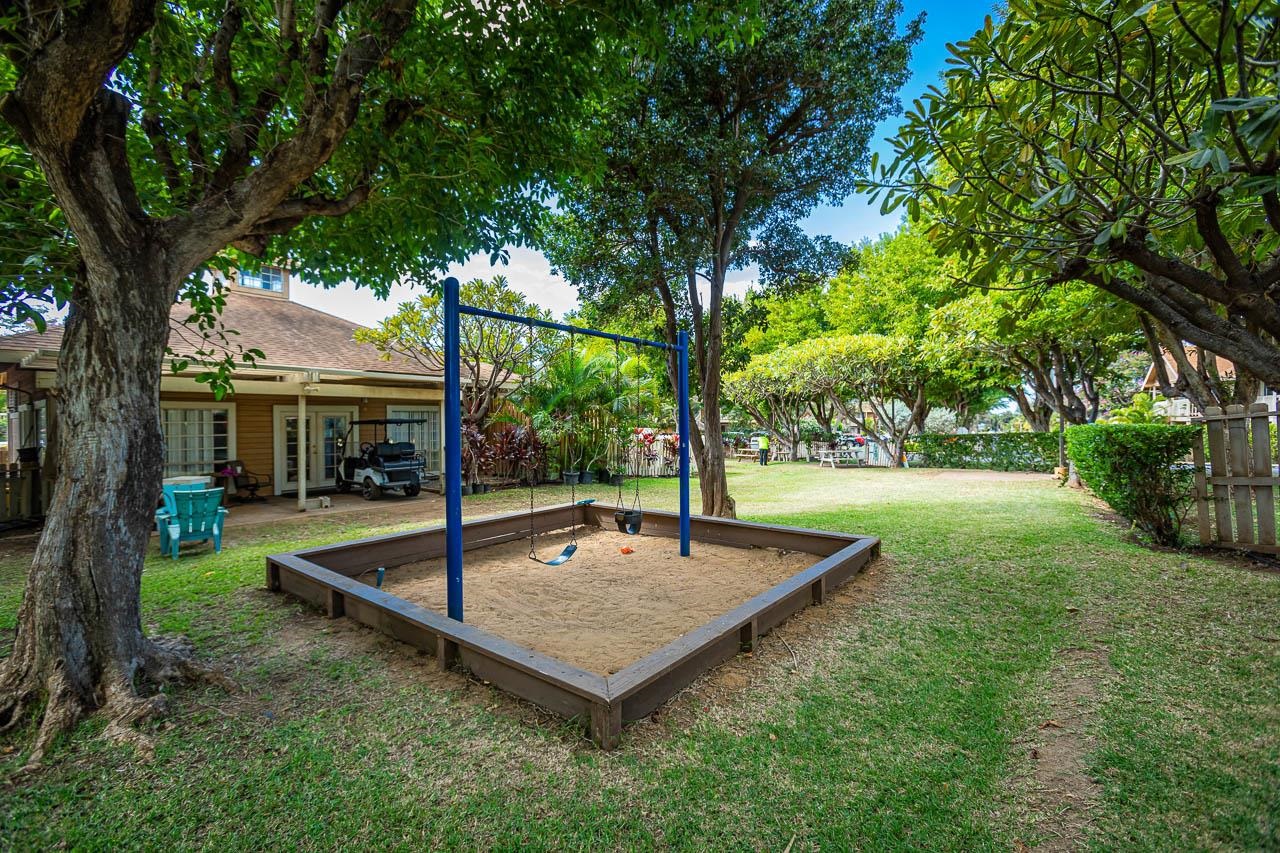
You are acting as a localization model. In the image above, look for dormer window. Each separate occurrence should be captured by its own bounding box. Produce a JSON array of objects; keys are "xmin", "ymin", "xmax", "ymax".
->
[{"xmin": 239, "ymin": 266, "xmax": 285, "ymax": 293}]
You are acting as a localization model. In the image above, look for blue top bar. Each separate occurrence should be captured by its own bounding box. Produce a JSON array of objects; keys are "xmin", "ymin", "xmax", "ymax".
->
[{"xmin": 458, "ymin": 304, "xmax": 680, "ymax": 352}]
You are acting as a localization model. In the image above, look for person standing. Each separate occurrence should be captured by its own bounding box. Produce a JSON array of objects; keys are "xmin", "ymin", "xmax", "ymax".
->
[{"xmin": 758, "ymin": 433, "xmax": 770, "ymax": 466}]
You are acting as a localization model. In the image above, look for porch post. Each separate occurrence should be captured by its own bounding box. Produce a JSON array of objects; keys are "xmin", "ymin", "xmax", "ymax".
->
[{"xmin": 296, "ymin": 390, "xmax": 308, "ymax": 511}]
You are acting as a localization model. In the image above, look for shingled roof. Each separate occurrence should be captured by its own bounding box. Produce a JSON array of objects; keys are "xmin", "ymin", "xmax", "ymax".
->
[{"xmin": 0, "ymin": 289, "xmax": 486, "ymax": 381}]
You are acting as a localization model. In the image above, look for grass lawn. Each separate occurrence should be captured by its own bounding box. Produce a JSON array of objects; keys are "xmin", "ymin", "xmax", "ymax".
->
[{"xmin": 0, "ymin": 463, "xmax": 1277, "ymax": 850}]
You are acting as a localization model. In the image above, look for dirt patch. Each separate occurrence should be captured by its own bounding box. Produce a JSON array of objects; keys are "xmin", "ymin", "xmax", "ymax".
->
[
  {"xmin": 378, "ymin": 526, "xmax": 817, "ymax": 675},
  {"xmin": 1022, "ymin": 637, "xmax": 1114, "ymax": 851}
]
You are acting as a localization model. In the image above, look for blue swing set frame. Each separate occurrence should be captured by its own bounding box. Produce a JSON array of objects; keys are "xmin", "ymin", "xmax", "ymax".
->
[{"xmin": 443, "ymin": 276, "xmax": 691, "ymax": 622}]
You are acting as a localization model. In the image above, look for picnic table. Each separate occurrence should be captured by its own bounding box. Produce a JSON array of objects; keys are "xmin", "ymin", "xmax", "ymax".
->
[
  {"xmin": 816, "ymin": 448, "xmax": 863, "ymax": 469},
  {"xmin": 734, "ymin": 448, "xmax": 759, "ymax": 462}
]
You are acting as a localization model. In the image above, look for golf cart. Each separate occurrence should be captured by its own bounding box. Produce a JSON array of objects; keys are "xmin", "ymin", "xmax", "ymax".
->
[{"xmin": 335, "ymin": 418, "xmax": 430, "ymax": 500}]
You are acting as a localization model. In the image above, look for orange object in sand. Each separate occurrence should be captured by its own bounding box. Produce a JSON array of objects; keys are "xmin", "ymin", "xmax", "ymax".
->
[{"xmin": 620, "ymin": 546, "xmax": 634, "ymax": 555}]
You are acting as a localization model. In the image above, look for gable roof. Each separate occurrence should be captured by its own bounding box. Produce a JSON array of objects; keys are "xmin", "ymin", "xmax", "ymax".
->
[
  {"xmin": 1142, "ymin": 346, "xmax": 1237, "ymax": 392},
  {"xmin": 0, "ymin": 290, "xmax": 495, "ymax": 383}
]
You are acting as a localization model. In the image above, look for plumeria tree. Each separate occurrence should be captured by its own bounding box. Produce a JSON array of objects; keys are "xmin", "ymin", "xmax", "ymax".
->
[
  {"xmin": 356, "ymin": 276, "xmax": 554, "ymax": 432},
  {"xmin": 930, "ymin": 284, "xmax": 1144, "ymax": 429},
  {"xmin": 876, "ymin": 1, "xmax": 1280, "ymax": 391}
]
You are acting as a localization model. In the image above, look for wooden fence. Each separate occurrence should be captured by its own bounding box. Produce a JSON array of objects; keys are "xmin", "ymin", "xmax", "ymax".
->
[
  {"xmin": 487, "ymin": 441, "xmax": 690, "ymax": 485},
  {"xmin": 1191, "ymin": 404, "xmax": 1279, "ymax": 552},
  {"xmin": 0, "ymin": 463, "xmax": 45, "ymax": 523}
]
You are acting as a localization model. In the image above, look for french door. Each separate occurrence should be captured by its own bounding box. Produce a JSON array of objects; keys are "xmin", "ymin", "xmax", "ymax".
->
[{"xmin": 273, "ymin": 406, "xmax": 357, "ymax": 493}]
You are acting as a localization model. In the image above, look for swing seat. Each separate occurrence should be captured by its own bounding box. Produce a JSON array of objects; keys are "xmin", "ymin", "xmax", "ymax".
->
[
  {"xmin": 530, "ymin": 543, "xmax": 577, "ymax": 567},
  {"xmin": 615, "ymin": 509, "xmax": 643, "ymax": 535}
]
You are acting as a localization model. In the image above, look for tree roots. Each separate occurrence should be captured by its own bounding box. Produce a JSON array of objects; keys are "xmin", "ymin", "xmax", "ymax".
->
[{"xmin": 0, "ymin": 636, "xmax": 235, "ymax": 772}]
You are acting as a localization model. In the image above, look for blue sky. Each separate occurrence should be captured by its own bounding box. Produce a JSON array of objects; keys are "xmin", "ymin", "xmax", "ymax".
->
[{"xmin": 296, "ymin": 0, "xmax": 999, "ymax": 324}]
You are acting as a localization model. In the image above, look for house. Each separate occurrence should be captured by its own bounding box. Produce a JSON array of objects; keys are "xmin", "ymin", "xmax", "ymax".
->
[
  {"xmin": 1141, "ymin": 346, "xmax": 1278, "ymax": 419},
  {"xmin": 0, "ymin": 268, "xmax": 473, "ymax": 509}
]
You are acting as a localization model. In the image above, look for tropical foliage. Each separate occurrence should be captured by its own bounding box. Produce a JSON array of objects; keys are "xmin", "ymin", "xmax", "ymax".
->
[{"xmin": 507, "ymin": 339, "xmax": 663, "ymax": 480}]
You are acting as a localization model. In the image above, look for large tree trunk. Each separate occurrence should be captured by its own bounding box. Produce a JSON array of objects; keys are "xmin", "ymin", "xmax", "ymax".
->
[
  {"xmin": 0, "ymin": 252, "xmax": 222, "ymax": 766},
  {"xmin": 659, "ymin": 265, "xmax": 734, "ymax": 518},
  {"xmin": 696, "ymin": 264, "xmax": 735, "ymax": 518}
]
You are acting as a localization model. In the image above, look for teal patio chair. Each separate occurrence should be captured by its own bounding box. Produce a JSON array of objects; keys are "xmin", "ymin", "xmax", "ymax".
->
[
  {"xmin": 156, "ymin": 487, "xmax": 228, "ymax": 559},
  {"xmin": 156, "ymin": 482, "xmax": 206, "ymax": 521}
]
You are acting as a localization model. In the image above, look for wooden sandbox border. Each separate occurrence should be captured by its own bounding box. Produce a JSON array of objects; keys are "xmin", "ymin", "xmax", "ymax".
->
[{"xmin": 266, "ymin": 504, "xmax": 880, "ymax": 748}]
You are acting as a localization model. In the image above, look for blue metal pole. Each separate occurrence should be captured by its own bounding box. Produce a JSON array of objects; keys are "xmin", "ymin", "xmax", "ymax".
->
[
  {"xmin": 677, "ymin": 330, "xmax": 691, "ymax": 557},
  {"xmin": 443, "ymin": 276, "xmax": 464, "ymax": 621},
  {"xmin": 458, "ymin": 305, "xmax": 677, "ymax": 352}
]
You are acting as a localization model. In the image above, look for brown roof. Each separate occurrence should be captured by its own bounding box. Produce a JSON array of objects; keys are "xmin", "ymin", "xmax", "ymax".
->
[
  {"xmin": 1142, "ymin": 346, "xmax": 1236, "ymax": 391},
  {"xmin": 0, "ymin": 290, "xmax": 491, "ymax": 381}
]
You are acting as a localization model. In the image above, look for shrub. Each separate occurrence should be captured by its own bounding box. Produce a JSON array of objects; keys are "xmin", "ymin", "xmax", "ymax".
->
[
  {"xmin": 1066, "ymin": 423, "xmax": 1199, "ymax": 546},
  {"xmin": 911, "ymin": 432, "xmax": 1060, "ymax": 472},
  {"xmin": 1103, "ymin": 393, "xmax": 1168, "ymax": 424}
]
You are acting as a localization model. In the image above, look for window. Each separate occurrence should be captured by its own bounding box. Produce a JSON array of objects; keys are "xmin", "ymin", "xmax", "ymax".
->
[
  {"xmin": 161, "ymin": 404, "xmax": 235, "ymax": 477},
  {"xmin": 7, "ymin": 402, "xmax": 45, "ymax": 454},
  {"xmin": 387, "ymin": 406, "xmax": 441, "ymax": 472},
  {"xmin": 238, "ymin": 266, "xmax": 285, "ymax": 292}
]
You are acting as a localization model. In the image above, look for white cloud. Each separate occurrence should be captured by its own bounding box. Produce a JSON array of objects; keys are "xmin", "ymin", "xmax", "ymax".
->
[{"xmin": 289, "ymin": 246, "xmax": 580, "ymax": 327}]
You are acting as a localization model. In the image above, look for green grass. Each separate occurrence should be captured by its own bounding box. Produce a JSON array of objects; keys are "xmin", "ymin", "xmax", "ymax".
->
[{"xmin": 0, "ymin": 463, "xmax": 1277, "ymax": 850}]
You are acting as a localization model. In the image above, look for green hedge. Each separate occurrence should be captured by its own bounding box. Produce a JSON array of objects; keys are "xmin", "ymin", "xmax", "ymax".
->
[
  {"xmin": 911, "ymin": 432, "xmax": 1060, "ymax": 472},
  {"xmin": 1066, "ymin": 423, "xmax": 1199, "ymax": 546}
]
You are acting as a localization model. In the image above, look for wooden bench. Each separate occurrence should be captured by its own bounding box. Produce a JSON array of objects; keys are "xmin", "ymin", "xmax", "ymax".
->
[{"xmin": 816, "ymin": 448, "xmax": 863, "ymax": 469}]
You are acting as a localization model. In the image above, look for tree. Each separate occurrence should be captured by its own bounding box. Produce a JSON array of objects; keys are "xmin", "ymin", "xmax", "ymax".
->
[
  {"xmin": 0, "ymin": 0, "xmax": 684, "ymax": 765},
  {"xmin": 931, "ymin": 285, "xmax": 1144, "ymax": 430},
  {"xmin": 789, "ymin": 333, "xmax": 934, "ymax": 466},
  {"xmin": 877, "ymin": 1, "xmax": 1280, "ymax": 391},
  {"xmin": 1137, "ymin": 314, "xmax": 1260, "ymax": 410},
  {"xmin": 741, "ymin": 285, "xmax": 834, "ymax": 357},
  {"xmin": 723, "ymin": 348, "xmax": 810, "ymax": 453},
  {"xmin": 822, "ymin": 226, "xmax": 1002, "ymax": 437},
  {"xmin": 545, "ymin": 0, "xmax": 922, "ymax": 516},
  {"xmin": 355, "ymin": 276, "xmax": 552, "ymax": 434}
]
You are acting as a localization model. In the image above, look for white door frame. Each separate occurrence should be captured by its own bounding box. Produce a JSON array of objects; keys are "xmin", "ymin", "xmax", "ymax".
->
[{"xmin": 272, "ymin": 404, "xmax": 359, "ymax": 494}]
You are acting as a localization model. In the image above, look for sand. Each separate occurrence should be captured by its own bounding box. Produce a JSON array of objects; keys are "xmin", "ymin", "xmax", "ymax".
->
[{"xmin": 375, "ymin": 526, "xmax": 816, "ymax": 675}]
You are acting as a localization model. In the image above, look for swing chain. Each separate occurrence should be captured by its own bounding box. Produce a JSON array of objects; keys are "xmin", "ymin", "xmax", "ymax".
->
[
  {"xmin": 632, "ymin": 340, "xmax": 642, "ymax": 512},
  {"xmin": 567, "ymin": 329, "xmax": 577, "ymax": 547},
  {"xmin": 614, "ymin": 336, "xmax": 624, "ymax": 509}
]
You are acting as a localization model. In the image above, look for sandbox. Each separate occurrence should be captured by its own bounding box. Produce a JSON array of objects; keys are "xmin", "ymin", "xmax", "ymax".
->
[
  {"xmin": 267, "ymin": 504, "xmax": 879, "ymax": 748},
  {"xmin": 378, "ymin": 527, "xmax": 816, "ymax": 675}
]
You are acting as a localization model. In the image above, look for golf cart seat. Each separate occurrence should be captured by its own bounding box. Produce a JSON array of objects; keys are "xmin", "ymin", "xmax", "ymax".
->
[{"xmin": 375, "ymin": 441, "xmax": 417, "ymax": 466}]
